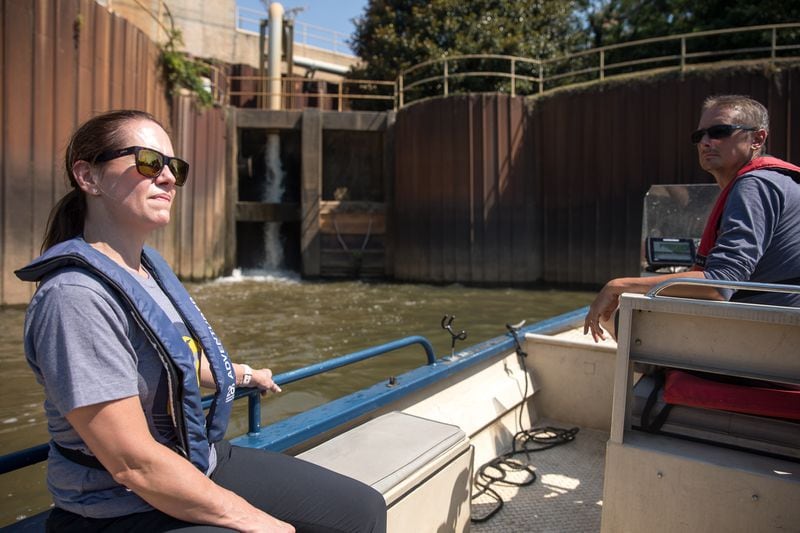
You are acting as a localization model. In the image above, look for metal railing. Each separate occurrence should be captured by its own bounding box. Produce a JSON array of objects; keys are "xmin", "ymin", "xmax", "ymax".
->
[
  {"xmin": 222, "ymin": 22, "xmax": 800, "ymax": 111},
  {"xmin": 646, "ymin": 278, "xmax": 800, "ymax": 298},
  {"xmin": 235, "ymin": 6, "xmax": 354, "ymax": 57},
  {"xmin": 227, "ymin": 75, "xmax": 396, "ymax": 111},
  {"xmin": 0, "ymin": 336, "xmax": 435, "ymax": 476},
  {"xmin": 397, "ymin": 22, "xmax": 800, "ymax": 107}
]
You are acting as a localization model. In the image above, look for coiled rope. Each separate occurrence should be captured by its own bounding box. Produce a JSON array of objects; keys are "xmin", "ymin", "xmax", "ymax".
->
[{"xmin": 470, "ymin": 325, "xmax": 580, "ymax": 523}]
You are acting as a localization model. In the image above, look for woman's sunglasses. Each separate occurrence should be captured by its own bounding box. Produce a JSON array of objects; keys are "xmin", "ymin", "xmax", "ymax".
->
[
  {"xmin": 94, "ymin": 146, "xmax": 190, "ymax": 186},
  {"xmin": 690, "ymin": 124, "xmax": 756, "ymax": 144}
]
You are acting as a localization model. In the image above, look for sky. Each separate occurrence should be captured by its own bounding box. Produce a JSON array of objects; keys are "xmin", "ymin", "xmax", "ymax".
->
[{"xmin": 236, "ymin": 0, "xmax": 369, "ymax": 41}]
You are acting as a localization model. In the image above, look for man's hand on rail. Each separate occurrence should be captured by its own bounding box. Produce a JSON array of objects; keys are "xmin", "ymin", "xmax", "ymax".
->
[{"xmin": 584, "ymin": 271, "xmax": 722, "ymax": 343}]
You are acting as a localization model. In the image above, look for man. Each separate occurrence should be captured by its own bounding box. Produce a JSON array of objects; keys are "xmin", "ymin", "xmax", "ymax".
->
[{"xmin": 585, "ymin": 94, "xmax": 800, "ymax": 342}]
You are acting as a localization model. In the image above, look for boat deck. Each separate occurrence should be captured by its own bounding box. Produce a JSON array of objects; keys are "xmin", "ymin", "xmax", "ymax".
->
[{"xmin": 472, "ymin": 424, "xmax": 608, "ymax": 533}]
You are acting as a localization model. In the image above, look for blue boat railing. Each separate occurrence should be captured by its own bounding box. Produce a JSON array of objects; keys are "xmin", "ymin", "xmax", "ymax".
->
[{"xmin": 0, "ymin": 335, "xmax": 436, "ymax": 476}]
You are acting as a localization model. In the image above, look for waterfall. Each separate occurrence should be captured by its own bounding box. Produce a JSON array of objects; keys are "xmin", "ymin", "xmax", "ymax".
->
[{"xmin": 262, "ymin": 133, "xmax": 285, "ymax": 269}]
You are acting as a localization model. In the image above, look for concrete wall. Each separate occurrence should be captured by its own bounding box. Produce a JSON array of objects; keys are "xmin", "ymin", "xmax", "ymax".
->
[{"xmin": 108, "ymin": 0, "xmax": 358, "ymax": 76}]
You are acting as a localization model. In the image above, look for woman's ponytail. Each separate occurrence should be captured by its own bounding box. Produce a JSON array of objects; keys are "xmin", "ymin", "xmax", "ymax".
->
[{"xmin": 41, "ymin": 188, "xmax": 87, "ymax": 252}]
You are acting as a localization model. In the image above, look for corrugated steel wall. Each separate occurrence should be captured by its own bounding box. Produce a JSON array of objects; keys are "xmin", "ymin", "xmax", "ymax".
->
[
  {"xmin": 393, "ymin": 67, "xmax": 800, "ymax": 285},
  {"xmin": 1, "ymin": 0, "xmax": 228, "ymax": 305},
  {"xmin": 393, "ymin": 94, "xmax": 540, "ymax": 284}
]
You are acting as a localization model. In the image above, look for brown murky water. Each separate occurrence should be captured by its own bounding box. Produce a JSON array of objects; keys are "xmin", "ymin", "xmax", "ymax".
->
[{"xmin": 0, "ymin": 272, "xmax": 593, "ymax": 525}]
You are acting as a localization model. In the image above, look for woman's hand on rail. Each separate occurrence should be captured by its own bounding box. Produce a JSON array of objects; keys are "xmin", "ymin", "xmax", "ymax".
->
[{"xmin": 249, "ymin": 367, "xmax": 282, "ymax": 396}]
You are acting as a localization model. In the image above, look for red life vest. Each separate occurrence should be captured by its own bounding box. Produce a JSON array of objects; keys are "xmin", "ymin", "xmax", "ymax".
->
[{"xmin": 693, "ymin": 156, "xmax": 800, "ymax": 269}]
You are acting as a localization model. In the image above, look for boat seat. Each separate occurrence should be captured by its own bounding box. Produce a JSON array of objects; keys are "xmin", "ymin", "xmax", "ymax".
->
[
  {"xmin": 632, "ymin": 373, "xmax": 800, "ymax": 459},
  {"xmin": 297, "ymin": 411, "xmax": 473, "ymax": 532}
]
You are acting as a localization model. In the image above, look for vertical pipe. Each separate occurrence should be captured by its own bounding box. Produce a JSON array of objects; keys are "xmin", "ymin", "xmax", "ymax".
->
[
  {"xmin": 268, "ymin": 2, "xmax": 285, "ymax": 111},
  {"xmin": 600, "ymin": 50, "xmax": 605, "ymax": 81},
  {"xmin": 538, "ymin": 61, "xmax": 543, "ymax": 93},
  {"xmin": 444, "ymin": 60, "xmax": 449, "ymax": 97},
  {"xmin": 680, "ymin": 37, "xmax": 686, "ymax": 72},
  {"xmin": 511, "ymin": 58, "xmax": 516, "ymax": 97},
  {"xmin": 398, "ymin": 74, "xmax": 404, "ymax": 108},
  {"xmin": 247, "ymin": 392, "xmax": 261, "ymax": 435},
  {"xmin": 258, "ymin": 20, "xmax": 267, "ymax": 109},
  {"xmin": 771, "ymin": 27, "xmax": 776, "ymax": 60}
]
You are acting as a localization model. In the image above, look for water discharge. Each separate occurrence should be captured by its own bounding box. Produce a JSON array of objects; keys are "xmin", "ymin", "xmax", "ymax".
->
[
  {"xmin": 0, "ymin": 275, "xmax": 594, "ymax": 524},
  {"xmin": 263, "ymin": 133, "xmax": 285, "ymax": 269}
]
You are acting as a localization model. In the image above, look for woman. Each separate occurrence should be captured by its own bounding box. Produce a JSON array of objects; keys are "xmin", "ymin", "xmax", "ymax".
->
[{"xmin": 17, "ymin": 110, "xmax": 386, "ymax": 532}]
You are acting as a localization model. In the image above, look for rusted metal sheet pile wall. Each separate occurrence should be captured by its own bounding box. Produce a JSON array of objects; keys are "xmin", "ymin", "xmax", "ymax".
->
[
  {"xmin": 393, "ymin": 95, "xmax": 540, "ymax": 283},
  {"xmin": 168, "ymin": 98, "xmax": 228, "ymax": 281},
  {"xmin": 1, "ymin": 0, "xmax": 228, "ymax": 305},
  {"xmin": 393, "ymin": 67, "xmax": 800, "ymax": 285}
]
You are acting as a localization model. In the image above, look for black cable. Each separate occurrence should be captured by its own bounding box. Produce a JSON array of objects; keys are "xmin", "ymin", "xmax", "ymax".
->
[{"xmin": 470, "ymin": 326, "xmax": 580, "ymax": 523}]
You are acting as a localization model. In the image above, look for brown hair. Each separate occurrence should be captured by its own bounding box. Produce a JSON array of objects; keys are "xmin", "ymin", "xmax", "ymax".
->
[{"xmin": 42, "ymin": 110, "xmax": 165, "ymax": 251}]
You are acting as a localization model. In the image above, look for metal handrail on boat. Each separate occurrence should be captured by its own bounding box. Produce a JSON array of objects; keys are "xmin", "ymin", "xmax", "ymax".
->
[
  {"xmin": 0, "ymin": 336, "xmax": 435, "ymax": 476},
  {"xmin": 646, "ymin": 278, "xmax": 800, "ymax": 298}
]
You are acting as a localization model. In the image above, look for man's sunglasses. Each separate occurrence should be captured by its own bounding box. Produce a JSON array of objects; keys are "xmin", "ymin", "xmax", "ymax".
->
[
  {"xmin": 94, "ymin": 146, "xmax": 189, "ymax": 186},
  {"xmin": 690, "ymin": 124, "xmax": 756, "ymax": 144}
]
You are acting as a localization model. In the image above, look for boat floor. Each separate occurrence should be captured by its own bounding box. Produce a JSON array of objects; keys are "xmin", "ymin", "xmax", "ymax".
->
[{"xmin": 472, "ymin": 423, "xmax": 608, "ymax": 533}]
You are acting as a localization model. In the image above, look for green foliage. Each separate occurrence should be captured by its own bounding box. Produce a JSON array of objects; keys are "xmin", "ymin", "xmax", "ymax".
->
[
  {"xmin": 574, "ymin": 0, "xmax": 800, "ymax": 79},
  {"xmin": 347, "ymin": 0, "xmax": 799, "ymax": 107},
  {"xmin": 578, "ymin": 0, "xmax": 800, "ymax": 48},
  {"xmin": 348, "ymin": 0, "xmax": 582, "ymax": 104},
  {"xmin": 158, "ymin": 29, "xmax": 214, "ymax": 108}
]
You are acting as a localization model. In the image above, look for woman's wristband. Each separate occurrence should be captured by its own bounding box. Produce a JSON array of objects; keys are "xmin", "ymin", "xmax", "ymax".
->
[{"xmin": 239, "ymin": 364, "xmax": 253, "ymax": 386}]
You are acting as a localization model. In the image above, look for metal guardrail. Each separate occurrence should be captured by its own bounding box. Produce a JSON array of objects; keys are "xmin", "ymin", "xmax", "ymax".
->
[
  {"xmin": 227, "ymin": 75, "xmax": 396, "ymax": 111},
  {"xmin": 646, "ymin": 278, "xmax": 800, "ymax": 298},
  {"xmin": 397, "ymin": 22, "xmax": 800, "ymax": 107},
  {"xmin": 235, "ymin": 5, "xmax": 354, "ymax": 57},
  {"xmin": 0, "ymin": 336, "xmax": 435, "ymax": 476},
  {"xmin": 222, "ymin": 22, "xmax": 800, "ymax": 111}
]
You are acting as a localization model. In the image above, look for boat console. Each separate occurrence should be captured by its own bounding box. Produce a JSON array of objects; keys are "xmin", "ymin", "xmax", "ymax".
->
[{"xmin": 640, "ymin": 184, "xmax": 718, "ymax": 274}]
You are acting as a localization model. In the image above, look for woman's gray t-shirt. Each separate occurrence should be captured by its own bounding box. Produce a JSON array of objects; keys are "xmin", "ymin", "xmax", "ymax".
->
[{"xmin": 23, "ymin": 266, "xmax": 215, "ymax": 518}]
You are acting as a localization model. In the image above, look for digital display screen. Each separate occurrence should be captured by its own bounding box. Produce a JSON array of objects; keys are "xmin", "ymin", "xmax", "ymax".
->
[{"xmin": 646, "ymin": 238, "xmax": 695, "ymax": 266}]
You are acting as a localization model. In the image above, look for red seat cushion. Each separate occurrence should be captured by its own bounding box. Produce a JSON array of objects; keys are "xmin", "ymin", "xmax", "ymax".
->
[{"xmin": 663, "ymin": 370, "xmax": 800, "ymax": 421}]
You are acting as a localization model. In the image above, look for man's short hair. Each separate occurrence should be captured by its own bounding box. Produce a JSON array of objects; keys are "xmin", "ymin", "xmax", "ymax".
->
[{"xmin": 702, "ymin": 95, "xmax": 769, "ymax": 132}]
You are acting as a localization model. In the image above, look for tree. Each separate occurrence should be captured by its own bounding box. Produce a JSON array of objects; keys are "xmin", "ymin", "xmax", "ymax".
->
[
  {"xmin": 578, "ymin": 0, "xmax": 800, "ymax": 48},
  {"xmin": 573, "ymin": 0, "xmax": 800, "ymax": 79},
  {"xmin": 347, "ymin": 0, "xmax": 582, "ymax": 105}
]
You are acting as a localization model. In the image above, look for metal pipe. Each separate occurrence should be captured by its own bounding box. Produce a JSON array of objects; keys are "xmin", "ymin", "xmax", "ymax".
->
[
  {"xmin": 273, "ymin": 335, "xmax": 437, "ymax": 386},
  {"xmin": 258, "ymin": 19, "xmax": 267, "ymax": 108},
  {"xmin": 268, "ymin": 2, "xmax": 284, "ymax": 110},
  {"xmin": 247, "ymin": 391, "xmax": 261, "ymax": 435},
  {"xmin": 0, "ymin": 443, "xmax": 49, "ymax": 475},
  {"xmin": 646, "ymin": 278, "xmax": 800, "ymax": 298}
]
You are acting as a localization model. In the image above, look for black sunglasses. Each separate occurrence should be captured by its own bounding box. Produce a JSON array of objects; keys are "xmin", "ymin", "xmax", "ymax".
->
[
  {"xmin": 94, "ymin": 146, "xmax": 190, "ymax": 186},
  {"xmin": 690, "ymin": 124, "xmax": 756, "ymax": 144}
]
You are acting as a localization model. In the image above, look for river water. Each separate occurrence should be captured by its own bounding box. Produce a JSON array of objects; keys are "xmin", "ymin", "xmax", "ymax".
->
[{"xmin": 0, "ymin": 271, "xmax": 593, "ymax": 524}]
